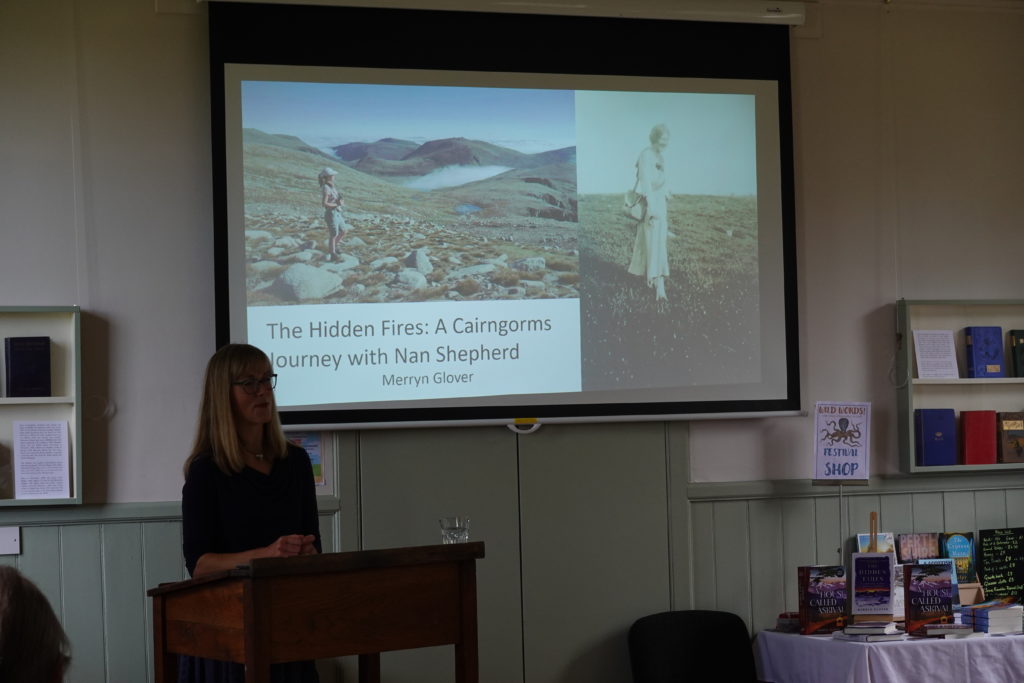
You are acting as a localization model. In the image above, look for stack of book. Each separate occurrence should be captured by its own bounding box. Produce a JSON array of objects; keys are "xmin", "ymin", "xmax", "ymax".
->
[
  {"xmin": 962, "ymin": 601, "xmax": 1023, "ymax": 634},
  {"xmin": 832, "ymin": 621, "xmax": 904, "ymax": 642},
  {"xmin": 774, "ymin": 612, "xmax": 801, "ymax": 633},
  {"xmin": 921, "ymin": 623, "xmax": 980, "ymax": 639}
]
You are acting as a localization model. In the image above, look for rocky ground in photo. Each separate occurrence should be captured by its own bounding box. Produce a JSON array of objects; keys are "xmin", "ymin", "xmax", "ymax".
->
[
  {"xmin": 243, "ymin": 134, "xmax": 579, "ymax": 305},
  {"xmin": 579, "ymin": 192, "xmax": 762, "ymax": 390},
  {"xmin": 244, "ymin": 209, "xmax": 579, "ymax": 305}
]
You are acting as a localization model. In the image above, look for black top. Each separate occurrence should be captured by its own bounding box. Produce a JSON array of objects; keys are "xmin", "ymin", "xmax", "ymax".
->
[
  {"xmin": 179, "ymin": 444, "xmax": 322, "ymax": 682},
  {"xmin": 182, "ymin": 443, "xmax": 322, "ymax": 577}
]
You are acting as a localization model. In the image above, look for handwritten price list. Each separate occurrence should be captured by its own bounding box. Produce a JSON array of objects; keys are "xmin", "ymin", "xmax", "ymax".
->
[{"xmin": 978, "ymin": 527, "xmax": 1024, "ymax": 599}]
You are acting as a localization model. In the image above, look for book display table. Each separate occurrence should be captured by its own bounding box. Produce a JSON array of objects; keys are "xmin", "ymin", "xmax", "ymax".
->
[
  {"xmin": 148, "ymin": 543, "xmax": 485, "ymax": 683},
  {"xmin": 756, "ymin": 629, "xmax": 1024, "ymax": 683}
]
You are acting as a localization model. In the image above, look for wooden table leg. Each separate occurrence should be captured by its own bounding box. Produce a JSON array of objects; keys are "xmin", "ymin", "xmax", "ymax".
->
[{"xmin": 358, "ymin": 653, "xmax": 381, "ymax": 683}]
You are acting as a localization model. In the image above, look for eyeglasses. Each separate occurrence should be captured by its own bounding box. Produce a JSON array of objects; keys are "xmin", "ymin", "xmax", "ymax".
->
[{"xmin": 232, "ymin": 374, "xmax": 277, "ymax": 395}]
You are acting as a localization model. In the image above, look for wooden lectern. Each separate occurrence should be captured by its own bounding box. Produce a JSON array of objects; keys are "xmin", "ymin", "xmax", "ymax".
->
[{"xmin": 147, "ymin": 542, "xmax": 485, "ymax": 683}]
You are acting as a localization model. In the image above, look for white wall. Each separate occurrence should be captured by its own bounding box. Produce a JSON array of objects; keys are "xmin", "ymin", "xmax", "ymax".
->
[
  {"xmin": 690, "ymin": 0, "xmax": 1024, "ymax": 481},
  {"xmin": 2, "ymin": 0, "xmax": 213, "ymax": 502},
  {"xmin": 2, "ymin": 0, "xmax": 1023, "ymax": 501}
]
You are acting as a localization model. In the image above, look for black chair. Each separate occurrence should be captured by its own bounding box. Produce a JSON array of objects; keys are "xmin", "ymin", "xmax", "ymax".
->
[{"xmin": 628, "ymin": 610, "xmax": 758, "ymax": 682}]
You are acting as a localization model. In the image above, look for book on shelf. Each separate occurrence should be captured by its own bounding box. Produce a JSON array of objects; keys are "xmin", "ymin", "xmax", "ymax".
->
[
  {"xmin": 851, "ymin": 553, "xmax": 894, "ymax": 616},
  {"xmin": 3, "ymin": 336, "xmax": 51, "ymax": 397},
  {"xmin": 897, "ymin": 533, "xmax": 942, "ymax": 564},
  {"xmin": 832, "ymin": 631, "xmax": 905, "ymax": 642},
  {"xmin": 798, "ymin": 565, "xmax": 847, "ymax": 635},
  {"xmin": 942, "ymin": 531, "xmax": 978, "ymax": 584},
  {"xmin": 903, "ymin": 563, "xmax": 955, "ymax": 636},
  {"xmin": 996, "ymin": 412, "xmax": 1024, "ymax": 464},
  {"xmin": 961, "ymin": 411, "xmax": 997, "ymax": 466},
  {"xmin": 914, "ymin": 409, "xmax": 957, "ymax": 466},
  {"xmin": 964, "ymin": 326, "xmax": 1005, "ymax": 378},
  {"xmin": 1010, "ymin": 329, "xmax": 1024, "ymax": 377}
]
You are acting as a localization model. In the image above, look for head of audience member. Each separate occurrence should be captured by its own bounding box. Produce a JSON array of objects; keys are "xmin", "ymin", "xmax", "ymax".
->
[{"xmin": 0, "ymin": 565, "xmax": 71, "ymax": 683}]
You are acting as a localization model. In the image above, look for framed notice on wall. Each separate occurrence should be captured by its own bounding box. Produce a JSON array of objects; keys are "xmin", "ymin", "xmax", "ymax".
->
[{"xmin": 813, "ymin": 401, "xmax": 871, "ymax": 480}]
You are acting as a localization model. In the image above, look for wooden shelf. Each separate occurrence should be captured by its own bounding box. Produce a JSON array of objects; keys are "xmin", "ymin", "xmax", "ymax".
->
[
  {"xmin": 897, "ymin": 299, "xmax": 1024, "ymax": 475},
  {"xmin": 0, "ymin": 306, "xmax": 82, "ymax": 505},
  {"xmin": 0, "ymin": 396, "xmax": 75, "ymax": 405}
]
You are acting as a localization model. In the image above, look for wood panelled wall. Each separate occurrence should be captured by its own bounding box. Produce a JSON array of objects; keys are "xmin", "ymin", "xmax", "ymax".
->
[{"xmin": 3, "ymin": 424, "xmax": 1024, "ymax": 682}]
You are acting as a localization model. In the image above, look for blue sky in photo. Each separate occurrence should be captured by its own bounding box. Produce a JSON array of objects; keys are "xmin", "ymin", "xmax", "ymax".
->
[
  {"xmin": 241, "ymin": 81, "xmax": 576, "ymax": 154},
  {"xmin": 575, "ymin": 90, "xmax": 757, "ymax": 196}
]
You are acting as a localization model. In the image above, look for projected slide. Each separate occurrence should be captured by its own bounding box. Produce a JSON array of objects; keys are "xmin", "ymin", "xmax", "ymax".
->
[{"xmin": 230, "ymin": 72, "xmax": 769, "ymax": 410}]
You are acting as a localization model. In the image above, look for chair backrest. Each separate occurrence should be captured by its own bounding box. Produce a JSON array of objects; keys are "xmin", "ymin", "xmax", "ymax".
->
[{"xmin": 628, "ymin": 610, "xmax": 757, "ymax": 682}]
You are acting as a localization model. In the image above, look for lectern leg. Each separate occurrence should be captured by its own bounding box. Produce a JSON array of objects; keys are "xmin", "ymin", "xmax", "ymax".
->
[
  {"xmin": 454, "ymin": 641, "xmax": 479, "ymax": 683},
  {"xmin": 358, "ymin": 653, "xmax": 381, "ymax": 683},
  {"xmin": 152, "ymin": 596, "xmax": 178, "ymax": 683}
]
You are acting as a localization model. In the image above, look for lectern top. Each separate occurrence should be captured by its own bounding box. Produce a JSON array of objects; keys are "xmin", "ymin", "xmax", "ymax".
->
[{"xmin": 147, "ymin": 542, "xmax": 485, "ymax": 596}]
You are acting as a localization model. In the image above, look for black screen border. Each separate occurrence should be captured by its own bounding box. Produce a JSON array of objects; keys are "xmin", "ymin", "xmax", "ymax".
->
[{"xmin": 209, "ymin": 1, "xmax": 800, "ymax": 427}]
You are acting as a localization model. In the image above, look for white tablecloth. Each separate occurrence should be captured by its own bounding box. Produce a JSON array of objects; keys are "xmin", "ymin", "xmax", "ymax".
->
[{"xmin": 756, "ymin": 630, "xmax": 1024, "ymax": 683}]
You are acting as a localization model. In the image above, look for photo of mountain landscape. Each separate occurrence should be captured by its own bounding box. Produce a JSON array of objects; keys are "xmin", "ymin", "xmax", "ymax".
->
[
  {"xmin": 243, "ymin": 130, "xmax": 579, "ymax": 306},
  {"xmin": 239, "ymin": 83, "xmax": 579, "ymax": 306}
]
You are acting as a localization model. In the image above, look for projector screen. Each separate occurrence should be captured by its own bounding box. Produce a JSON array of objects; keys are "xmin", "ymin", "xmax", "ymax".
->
[{"xmin": 209, "ymin": 2, "xmax": 800, "ymax": 428}]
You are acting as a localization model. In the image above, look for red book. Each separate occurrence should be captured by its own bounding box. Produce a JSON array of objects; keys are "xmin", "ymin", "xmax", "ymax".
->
[{"xmin": 961, "ymin": 410, "xmax": 997, "ymax": 465}]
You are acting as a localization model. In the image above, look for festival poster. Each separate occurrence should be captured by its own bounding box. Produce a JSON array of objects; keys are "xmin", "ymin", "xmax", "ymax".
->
[{"xmin": 814, "ymin": 401, "xmax": 871, "ymax": 480}]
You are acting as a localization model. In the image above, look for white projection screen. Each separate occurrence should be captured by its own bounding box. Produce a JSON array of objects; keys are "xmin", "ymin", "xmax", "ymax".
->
[{"xmin": 209, "ymin": 2, "xmax": 800, "ymax": 429}]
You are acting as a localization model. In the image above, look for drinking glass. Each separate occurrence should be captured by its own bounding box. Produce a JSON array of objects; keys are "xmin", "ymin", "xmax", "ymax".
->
[{"xmin": 439, "ymin": 516, "xmax": 469, "ymax": 544}]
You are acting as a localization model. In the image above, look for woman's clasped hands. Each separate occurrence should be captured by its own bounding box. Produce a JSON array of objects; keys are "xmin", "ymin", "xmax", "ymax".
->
[{"xmin": 264, "ymin": 533, "xmax": 318, "ymax": 558}]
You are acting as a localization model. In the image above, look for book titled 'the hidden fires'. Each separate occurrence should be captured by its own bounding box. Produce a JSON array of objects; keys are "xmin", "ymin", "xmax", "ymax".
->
[{"xmin": 851, "ymin": 552, "xmax": 894, "ymax": 616}]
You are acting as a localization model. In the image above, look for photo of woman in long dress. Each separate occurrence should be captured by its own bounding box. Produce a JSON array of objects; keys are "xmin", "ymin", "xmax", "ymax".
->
[
  {"xmin": 575, "ymin": 91, "xmax": 762, "ymax": 390},
  {"xmin": 627, "ymin": 124, "xmax": 671, "ymax": 302}
]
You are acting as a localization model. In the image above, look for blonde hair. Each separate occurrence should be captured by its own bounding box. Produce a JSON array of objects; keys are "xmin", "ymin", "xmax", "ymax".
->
[
  {"xmin": 184, "ymin": 344, "xmax": 288, "ymax": 477},
  {"xmin": 0, "ymin": 566, "xmax": 71, "ymax": 683},
  {"xmin": 649, "ymin": 123, "xmax": 670, "ymax": 145},
  {"xmin": 318, "ymin": 167, "xmax": 337, "ymax": 188}
]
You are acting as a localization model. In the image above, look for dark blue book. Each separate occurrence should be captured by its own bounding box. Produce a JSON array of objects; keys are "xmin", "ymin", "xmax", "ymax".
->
[
  {"xmin": 4, "ymin": 336, "xmax": 51, "ymax": 397},
  {"xmin": 1010, "ymin": 330, "xmax": 1024, "ymax": 377},
  {"xmin": 915, "ymin": 408, "xmax": 957, "ymax": 466},
  {"xmin": 964, "ymin": 326, "xmax": 1005, "ymax": 377}
]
